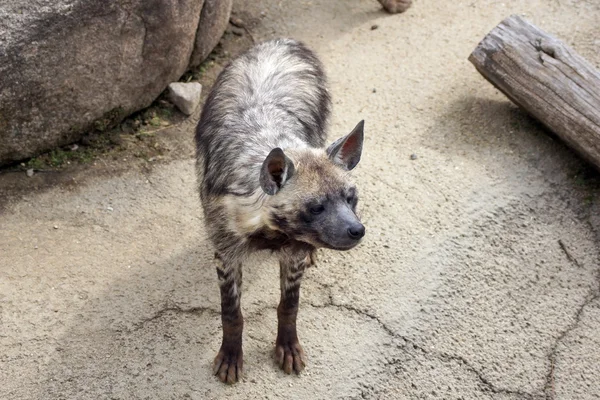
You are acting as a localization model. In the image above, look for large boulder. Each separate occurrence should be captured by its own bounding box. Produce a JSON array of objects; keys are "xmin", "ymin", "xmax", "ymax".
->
[
  {"xmin": 0, "ymin": 0, "xmax": 231, "ymax": 166},
  {"xmin": 189, "ymin": 0, "xmax": 233, "ymax": 68}
]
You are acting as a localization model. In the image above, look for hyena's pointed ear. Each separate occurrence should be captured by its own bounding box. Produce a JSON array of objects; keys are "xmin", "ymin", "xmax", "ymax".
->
[
  {"xmin": 326, "ymin": 120, "xmax": 364, "ymax": 171},
  {"xmin": 260, "ymin": 148, "xmax": 296, "ymax": 195}
]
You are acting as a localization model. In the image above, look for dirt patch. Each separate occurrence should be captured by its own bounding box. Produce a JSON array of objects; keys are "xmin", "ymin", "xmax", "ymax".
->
[{"xmin": 2, "ymin": 1, "xmax": 600, "ymax": 399}]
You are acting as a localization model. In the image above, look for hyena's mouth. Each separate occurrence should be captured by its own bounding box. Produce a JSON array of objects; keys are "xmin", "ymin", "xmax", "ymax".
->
[
  {"xmin": 312, "ymin": 236, "xmax": 363, "ymax": 251},
  {"xmin": 325, "ymin": 241, "xmax": 363, "ymax": 251}
]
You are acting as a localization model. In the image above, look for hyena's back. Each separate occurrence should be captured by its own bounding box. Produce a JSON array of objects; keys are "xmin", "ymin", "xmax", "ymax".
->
[{"xmin": 195, "ymin": 39, "xmax": 331, "ymax": 197}]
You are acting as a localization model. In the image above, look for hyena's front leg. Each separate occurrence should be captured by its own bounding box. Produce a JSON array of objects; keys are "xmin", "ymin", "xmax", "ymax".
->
[
  {"xmin": 213, "ymin": 253, "xmax": 244, "ymax": 384},
  {"xmin": 275, "ymin": 252, "xmax": 314, "ymax": 374}
]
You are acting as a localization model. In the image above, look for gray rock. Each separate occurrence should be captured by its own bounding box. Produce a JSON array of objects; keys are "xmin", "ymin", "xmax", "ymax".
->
[
  {"xmin": 230, "ymin": 16, "xmax": 245, "ymax": 28},
  {"xmin": 230, "ymin": 26, "xmax": 245, "ymax": 36},
  {"xmin": 0, "ymin": 0, "xmax": 229, "ymax": 166},
  {"xmin": 189, "ymin": 0, "xmax": 233, "ymax": 67},
  {"xmin": 167, "ymin": 82, "xmax": 202, "ymax": 116}
]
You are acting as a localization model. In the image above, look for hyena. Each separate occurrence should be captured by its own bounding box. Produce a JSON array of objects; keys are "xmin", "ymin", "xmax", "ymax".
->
[{"xmin": 195, "ymin": 38, "xmax": 365, "ymax": 384}]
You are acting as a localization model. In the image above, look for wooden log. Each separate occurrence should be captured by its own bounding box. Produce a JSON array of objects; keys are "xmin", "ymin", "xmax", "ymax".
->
[{"xmin": 469, "ymin": 15, "xmax": 600, "ymax": 170}]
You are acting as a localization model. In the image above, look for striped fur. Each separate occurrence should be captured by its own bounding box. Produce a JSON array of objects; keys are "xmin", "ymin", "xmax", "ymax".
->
[{"xmin": 195, "ymin": 39, "xmax": 365, "ymax": 383}]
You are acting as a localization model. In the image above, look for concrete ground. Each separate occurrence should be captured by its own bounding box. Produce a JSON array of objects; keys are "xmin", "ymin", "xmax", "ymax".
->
[{"xmin": 2, "ymin": 0, "xmax": 600, "ymax": 399}]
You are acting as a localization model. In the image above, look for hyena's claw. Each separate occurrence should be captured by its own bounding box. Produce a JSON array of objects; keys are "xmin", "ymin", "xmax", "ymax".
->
[
  {"xmin": 378, "ymin": 0, "xmax": 412, "ymax": 13},
  {"xmin": 275, "ymin": 341, "xmax": 306, "ymax": 374},
  {"xmin": 213, "ymin": 348, "xmax": 243, "ymax": 384}
]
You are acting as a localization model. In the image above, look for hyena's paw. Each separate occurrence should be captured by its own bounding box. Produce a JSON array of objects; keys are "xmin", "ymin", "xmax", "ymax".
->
[
  {"xmin": 213, "ymin": 347, "xmax": 243, "ymax": 384},
  {"xmin": 275, "ymin": 340, "xmax": 306, "ymax": 375},
  {"xmin": 378, "ymin": 0, "xmax": 412, "ymax": 13}
]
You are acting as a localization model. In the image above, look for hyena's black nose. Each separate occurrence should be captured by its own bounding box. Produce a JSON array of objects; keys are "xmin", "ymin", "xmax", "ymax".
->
[{"xmin": 347, "ymin": 224, "xmax": 365, "ymax": 240}]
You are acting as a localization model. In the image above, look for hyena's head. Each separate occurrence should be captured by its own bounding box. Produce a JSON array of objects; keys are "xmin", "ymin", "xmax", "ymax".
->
[{"xmin": 260, "ymin": 121, "xmax": 365, "ymax": 251}]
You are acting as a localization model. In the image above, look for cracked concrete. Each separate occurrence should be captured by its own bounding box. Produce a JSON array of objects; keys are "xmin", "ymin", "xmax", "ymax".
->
[
  {"xmin": 2, "ymin": 0, "xmax": 600, "ymax": 399},
  {"xmin": 545, "ymin": 270, "xmax": 600, "ymax": 399}
]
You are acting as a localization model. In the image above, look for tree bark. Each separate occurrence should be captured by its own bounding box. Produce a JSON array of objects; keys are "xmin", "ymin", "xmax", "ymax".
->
[{"xmin": 469, "ymin": 15, "xmax": 600, "ymax": 170}]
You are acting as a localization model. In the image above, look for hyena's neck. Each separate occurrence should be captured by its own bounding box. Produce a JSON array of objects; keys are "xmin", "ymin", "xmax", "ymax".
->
[
  {"xmin": 221, "ymin": 189, "xmax": 277, "ymax": 239},
  {"xmin": 224, "ymin": 146, "xmax": 324, "ymax": 240}
]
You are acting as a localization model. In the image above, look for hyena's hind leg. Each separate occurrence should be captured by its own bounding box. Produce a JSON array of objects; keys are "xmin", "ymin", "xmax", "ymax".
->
[
  {"xmin": 378, "ymin": 0, "xmax": 412, "ymax": 13},
  {"xmin": 275, "ymin": 250, "xmax": 315, "ymax": 374},
  {"xmin": 213, "ymin": 252, "xmax": 244, "ymax": 384}
]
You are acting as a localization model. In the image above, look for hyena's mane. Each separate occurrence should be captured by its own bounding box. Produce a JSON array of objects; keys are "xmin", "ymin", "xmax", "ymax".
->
[{"xmin": 195, "ymin": 39, "xmax": 332, "ymax": 200}]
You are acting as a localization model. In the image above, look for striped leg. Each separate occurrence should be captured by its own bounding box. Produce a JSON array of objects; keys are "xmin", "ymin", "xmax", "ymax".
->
[
  {"xmin": 275, "ymin": 252, "xmax": 313, "ymax": 374},
  {"xmin": 213, "ymin": 253, "xmax": 244, "ymax": 384}
]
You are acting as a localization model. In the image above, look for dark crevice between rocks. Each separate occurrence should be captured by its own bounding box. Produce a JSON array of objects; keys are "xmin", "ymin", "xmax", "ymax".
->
[{"xmin": 139, "ymin": 14, "xmax": 149, "ymax": 60}]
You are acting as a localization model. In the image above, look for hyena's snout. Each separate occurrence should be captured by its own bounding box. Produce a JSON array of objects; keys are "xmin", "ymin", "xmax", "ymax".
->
[
  {"xmin": 347, "ymin": 221, "xmax": 366, "ymax": 240},
  {"xmin": 321, "ymin": 205, "xmax": 365, "ymax": 250},
  {"xmin": 340, "ymin": 206, "xmax": 365, "ymax": 242}
]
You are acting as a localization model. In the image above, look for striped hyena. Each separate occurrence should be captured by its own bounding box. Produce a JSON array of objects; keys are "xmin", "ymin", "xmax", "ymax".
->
[{"xmin": 195, "ymin": 39, "xmax": 365, "ymax": 383}]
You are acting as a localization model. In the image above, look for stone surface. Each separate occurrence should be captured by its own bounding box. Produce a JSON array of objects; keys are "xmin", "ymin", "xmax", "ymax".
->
[
  {"xmin": 378, "ymin": 0, "xmax": 412, "ymax": 14},
  {"xmin": 167, "ymin": 82, "xmax": 202, "ymax": 116},
  {"xmin": 1, "ymin": 0, "xmax": 600, "ymax": 399},
  {"xmin": 553, "ymin": 298, "xmax": 600, "ymax": 399},
  {"xmin": 189, "ymin": 0, "xmax": 233, "ymax": 67},
  {"xmin": 0, "ymin": 0, "xmax": 227, "ymax": 166}
]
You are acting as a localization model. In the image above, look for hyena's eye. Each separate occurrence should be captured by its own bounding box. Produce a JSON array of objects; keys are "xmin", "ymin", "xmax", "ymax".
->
[
  {"xmin": 344, "ymin": 187, "xmax": 357, "ymax": 205},
  {"xmin": 310, "ymin": 205, "xmax": 325, "ymax": 215}
]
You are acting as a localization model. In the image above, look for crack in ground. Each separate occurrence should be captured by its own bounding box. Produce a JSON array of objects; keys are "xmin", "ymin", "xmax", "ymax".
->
[
  {"xmin": 308, "ymin": 299, "xmax": 541, "ymax": 399},
  {"xmin": 557, "ymin": 239, "xmax": 583, "ymax": 268},
  {"xmin": 129, "ymin": 297, "xmax": 281, "ymax": 338},
  {"xmin": 130, "ymin": 303, "xmax": 220, "ymax": 332},
  {"xmin": 543, "ymin": 173, "xmax": 600, "ymax": 399},
  {"xmin": 543, "ymin": 270, "xmax": 600, "ymax": 400}
]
